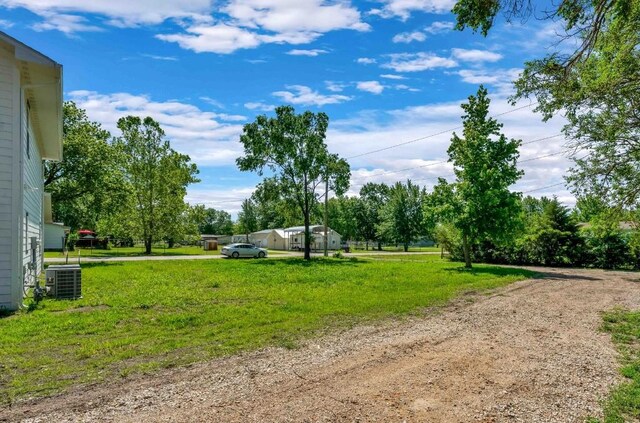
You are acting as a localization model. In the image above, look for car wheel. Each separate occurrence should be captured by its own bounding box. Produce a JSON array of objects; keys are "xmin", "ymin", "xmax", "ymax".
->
[
  {"xmin": 258, "ymin": 251, "xmax": 265, "ymax": 258},
  {"xmin": 232, "ymin": 251, "xmax": 239, "ymax": 258}
]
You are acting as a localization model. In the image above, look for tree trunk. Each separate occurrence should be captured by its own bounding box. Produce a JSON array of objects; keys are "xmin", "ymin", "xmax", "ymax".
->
[
  {"xmin": 145, "ymin": 237, "xmax": 152, "ymax": 255},
  {"xmin": 377, "ymin": 241, "xmax": 382, "ymax": 251},
  {"xmin": 246, "ymin": 233, "xmax": 249, "ymax": 242},
  {"xmin": 462, "ymin": 232, "xmax": 472, "ymax": 268},
  {"xmin": 304, "ymin": 215, "xmax": 311, "ymax": 260},
  {"xmin": 365, "ymin": 241, "xmax": 368, "ymax": 251},
  {"xmin": 404, "ymin": 242, "xmax": 409, "ymax": 252}
]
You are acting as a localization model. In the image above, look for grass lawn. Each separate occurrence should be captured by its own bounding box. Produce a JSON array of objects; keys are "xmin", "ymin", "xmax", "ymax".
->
[
  {"xmin": 590, "ymin": 309, "xmax": 640, "ymax": 422},
  {"xmin": 0, "ymin": 256, "xmax": 533, "ymax": 404},
  {"xmin": 44, "ymin": 246, "xmax": 287, "ymax": 259}
]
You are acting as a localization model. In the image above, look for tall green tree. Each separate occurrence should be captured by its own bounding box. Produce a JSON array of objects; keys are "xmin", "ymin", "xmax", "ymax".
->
[
  {"xmin": 198, "ymin": 208, "xmax": 234, "ymax": 235},
  {"xmin": 453, "ymin": 0, "xmax": 640, "ymax": 207},
  {"xmin": 44, "ymin": 101, "xmax": 126, "ymax": 230},
  {"xmin": 237, "ymin": 106, "xmax": 350, "ymax": 260},
  {"xmin": 378, "ymin": 180, "xmax": 424, "ymax": 252},
  {"xmin": 355, "ymin": 182, "xmax": 390, "ymax": 250},
  {"xmin": 114, "ymin": 116, "xmax": 199, "ymax": 254},
  {"xmin": 447, "ymin": 86, "xmax": 523, "ymax": 268},
  {"xmin": 327, "ymin": 196, "xmax": 359, "ymax": 242},
  {"xmin": 237, "ymin": 199, "xmax": 259, "ymax": 241}
]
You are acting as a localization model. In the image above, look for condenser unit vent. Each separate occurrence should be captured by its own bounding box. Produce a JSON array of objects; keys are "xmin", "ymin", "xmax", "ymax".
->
[{"xmin": 45, "ymin": 265, "xmax": 82, "ymax": 300}]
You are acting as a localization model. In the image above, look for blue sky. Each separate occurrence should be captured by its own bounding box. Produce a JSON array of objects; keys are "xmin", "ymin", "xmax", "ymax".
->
[{"xmin": 0, "ymin": 0, "xmax": 574, "ymax": 216}]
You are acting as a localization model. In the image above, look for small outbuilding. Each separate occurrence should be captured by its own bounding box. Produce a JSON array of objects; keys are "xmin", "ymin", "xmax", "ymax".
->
[{"xmin": 249, "ymin": 229, "xmax": 287, "ymax": 250}]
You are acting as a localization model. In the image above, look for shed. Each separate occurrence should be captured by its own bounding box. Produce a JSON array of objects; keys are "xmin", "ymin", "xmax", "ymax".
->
[{"xmin": 249, "ymin": 229, "xmax": 287, "ymax": 250}]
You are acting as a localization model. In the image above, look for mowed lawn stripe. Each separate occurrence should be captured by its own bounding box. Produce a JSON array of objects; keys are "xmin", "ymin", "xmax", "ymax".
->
[{"xmin": 0, "ymin": 256, "xmax": 533, "ymax": 404}]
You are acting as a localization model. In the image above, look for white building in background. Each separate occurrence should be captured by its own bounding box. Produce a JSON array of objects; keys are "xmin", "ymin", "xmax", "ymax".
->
[
  {"xmin": 0, "ymin": 32, "xmax": 63, "ymax": 311},
  {"xmin": 43, "ymin": 192, "xmax": 69, "ymax": 250},
  {"xmin": 283, "ymin": 225, "xmax": 341, "ymax": 251}
]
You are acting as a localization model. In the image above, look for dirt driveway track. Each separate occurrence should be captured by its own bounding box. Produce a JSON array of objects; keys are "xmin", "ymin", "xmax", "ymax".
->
[{"xmin": 4, "ymin": 267, "xmax": 640, "ymax": 423}]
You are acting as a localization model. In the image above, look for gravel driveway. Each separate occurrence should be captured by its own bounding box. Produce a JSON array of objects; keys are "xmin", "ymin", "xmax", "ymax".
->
[{"xmin": 4, "ymin": 267, "xmax": 639, "ymax": 423}]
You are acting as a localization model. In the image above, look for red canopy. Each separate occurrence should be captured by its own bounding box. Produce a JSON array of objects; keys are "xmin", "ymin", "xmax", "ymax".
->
[{"xmin": 78, "ymin": 229, "xmax": 95, "ymax": 235}]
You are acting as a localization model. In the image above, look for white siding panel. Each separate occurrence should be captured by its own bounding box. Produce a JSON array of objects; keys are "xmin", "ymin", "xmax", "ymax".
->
[{"xmin": 0, "ymin": 49, "xmax": 15, "ymax": 310}]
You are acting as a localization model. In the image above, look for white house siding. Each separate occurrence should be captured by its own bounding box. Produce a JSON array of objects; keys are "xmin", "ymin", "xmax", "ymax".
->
[
  {"xmin": 22, "ymin": 97, "xmax": 44, "ymax": 280},
  {"xmin": 0, "ymin": 48, "xmax": 19, "ymax": 310}
]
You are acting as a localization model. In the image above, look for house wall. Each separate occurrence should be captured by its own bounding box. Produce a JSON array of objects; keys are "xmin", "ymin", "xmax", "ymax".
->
[
  {"xmin": 21, "ymin": 88, "xmax": 44, "ymax": 287},
  {"xmin": 0, "ymin": 48, "xmax": 19, "ymax": 310}
]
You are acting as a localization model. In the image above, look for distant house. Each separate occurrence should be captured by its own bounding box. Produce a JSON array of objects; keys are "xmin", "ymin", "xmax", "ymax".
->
[
  {"xmin": 283, "ymin": 225, "xmax": 341, "ymax": 251},
  {"xmin": 249, "ymin": 229, "xmax": 287, "ymax": 250},
  {"xmin": 43, "ymin": 193, "xmax": 69, "ymax": 251},
  {"xmin": 0, "ymin": 32, "xmax": 63, "ymax": 311}
]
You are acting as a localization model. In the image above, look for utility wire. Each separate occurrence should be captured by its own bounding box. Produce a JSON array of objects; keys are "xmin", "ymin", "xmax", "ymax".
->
[
  {"xmin": 522, "ymin": 182, "xmax": 566, "ymax": 193},
  {"xmin": 363, "ymin": 133, "xmax": 563, "ymax": 179},
  {"xmin": 346, "ymin": 102, "xmax": 539, "ymax": 160}
]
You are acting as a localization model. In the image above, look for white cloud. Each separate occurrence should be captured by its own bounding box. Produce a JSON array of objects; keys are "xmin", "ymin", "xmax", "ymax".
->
[
  {"xmin": 1, "ymin": 0, "xmax": 211, "ymax": 28},
  {"xmin": 0, "ymin": 18, "xmax": 14, "ymax": 28},
  {"xmin": 141, "ymin": 53, "xmax": 178, "ymax": 61},
  {"xmin": 369, "ymin": 0, "xmax": 455, "ymax": 20},
  {"xmin": 325, "ymin": 81, "xmax": 346, "ymax": 92},
  {"xmin": 380, "ymin": 73, "xmax": 406, "ymax": 80},
  {"xmin": 356, "ymin": 80, "xmax": 385, "ymax": 94},
  {"xmin": 356, "ymin": 57, "xmax": 376, "ymax": 64},
  {"xmin": 457, "ymin": 68, "xmax": 521, "ymax": 95},
  {"xmin": 272, "ymin": 85, "xmax": 351, "ymax": 106},
  {"xmin": 286, "ymin": 48, "xmax": 329, "ymax": 56},
  {"xmin": 186, "ymin": 186, "xmax": 256, "ymax": 215},
  {"xmin": 392, "ymin": 31, "xmax": 426, "ymax": 43},
  {"xmin": 382, "ymin": 52, "xmax": 457, "ymax": 72},
  {"xmin": 159, "ymin": 0, "xmax": 370, "ymax": 54},
  {"xmin": 156, "ymin": 23, "xmax": 263, "ymax": 54},
  {"xmin": 4, "ymin": 0, "xmax": 369, "ymax": 53},
  {"xmin": 32, "ymin": 12, "xmax": 103, "ymax": 33},
  {"xmin": 244, "ymin": 102, "xmax": 275, "ymax": 112},
  {"xmin": 451, "ymin": 48, "xmax": 503, "ymax": 63},
  {"xmin": 67, "ymin": 90, "xmax": 244, "ymax": 167},
  {"xmin": 394, "ymin": 84, "xmax": 420, "ymax": 92},
  {"xmin": 200, "ymin": 96, "xmax": 225, "ymax": 109},
  {"xmin": 425, "ymin": 20, "xmax": 453, "ymax": 34}
]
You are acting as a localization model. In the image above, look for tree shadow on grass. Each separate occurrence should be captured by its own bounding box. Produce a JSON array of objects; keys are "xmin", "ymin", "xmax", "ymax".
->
[
  {"xmin": 444, "ymin": 265, "xmax": 536, "ymax": 279},
  {"xmin": 249, "ymin": 257, "xmax": 367, "ymax": 268}
]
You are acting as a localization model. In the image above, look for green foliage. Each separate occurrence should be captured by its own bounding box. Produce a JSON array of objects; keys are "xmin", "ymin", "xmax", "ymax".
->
[
  {"xmin": 0, "ymin": 257, "xmax": 532, "ymax": 404},
  {"xmin": 199, "ymin": 208, "xmax": 234, "ymax": 235},
  {"xmin": 453, "ymin": 0, "xmax": 640, "ymax": 207},
  {"xmin": 355, "ymin": 183, "xmax": 390, "ymax": 249},
  {"xmin": 44, "ymin": 102, "xmax": 126, "ymax": 230},
  {"xmin": 596, "ymin": 308, "xmax": 640, "ymax": 422},
  {"xmin": 444, "ymin": 86, "xmax": 523, "ymax": 267},
  {"xmin": 111, "ymin": 116, "xmax": 200, "ymax": 254},
  {"xmin": 582, "ymin": 212, "xmax": 632, "ymax": 269},
  {"xmin": 378, "ymin": 180, "xmax": 425, "ymax": 252},
  {"xmin": 236, "ymin": 199, "xmax": 259, "ymax": 239},
  {"xmin": 250, "ymin": 177, "xmax": 302, "ymax": 229},
  {"xmin": 236, "ymin": 106, "xmax": 350, "ymax": 259},
  {"xmin": 327, "ymin": 196, "xmax": 360, "ymax": 242}
]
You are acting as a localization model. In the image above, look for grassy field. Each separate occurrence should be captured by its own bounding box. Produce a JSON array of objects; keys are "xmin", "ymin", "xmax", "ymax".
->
[
  {"xmin": 348, "ymin": 246, "xmax": 441, "ymax": 253},
  {"xmin": 44, "ymin": 245, "xmax": 287, "ymax": 258},
  {"xmin": 0, "ymin": 256, "xmax": 533, "ymax": 404},
  {"xmin": 590, "ymin": 309, "xmax": 640, "ymax": 422}
]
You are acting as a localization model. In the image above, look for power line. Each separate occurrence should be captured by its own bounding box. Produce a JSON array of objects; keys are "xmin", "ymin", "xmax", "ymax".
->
[
  {"xmin": 362, "ymin": 133, "xmax": 563, "ymax": 179},
  {"xmin": 346, "ymin": 102, "xmax": 539, "ymax": 160},
  {"xmin": 522, "ymin": 182, "xmax": 566, "ymax": 193}
]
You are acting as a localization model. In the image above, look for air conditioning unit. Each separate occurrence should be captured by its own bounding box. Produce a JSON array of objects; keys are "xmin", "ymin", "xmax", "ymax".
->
[{"xmin": 45, "ymin": 265, "xmax": 82, "ymax": 300}]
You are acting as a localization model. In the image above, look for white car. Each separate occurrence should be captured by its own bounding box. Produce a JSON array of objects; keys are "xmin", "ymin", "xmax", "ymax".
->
[{"xmin": 221, "ymin": 243, "xmax": 268, "ymax": 258}]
